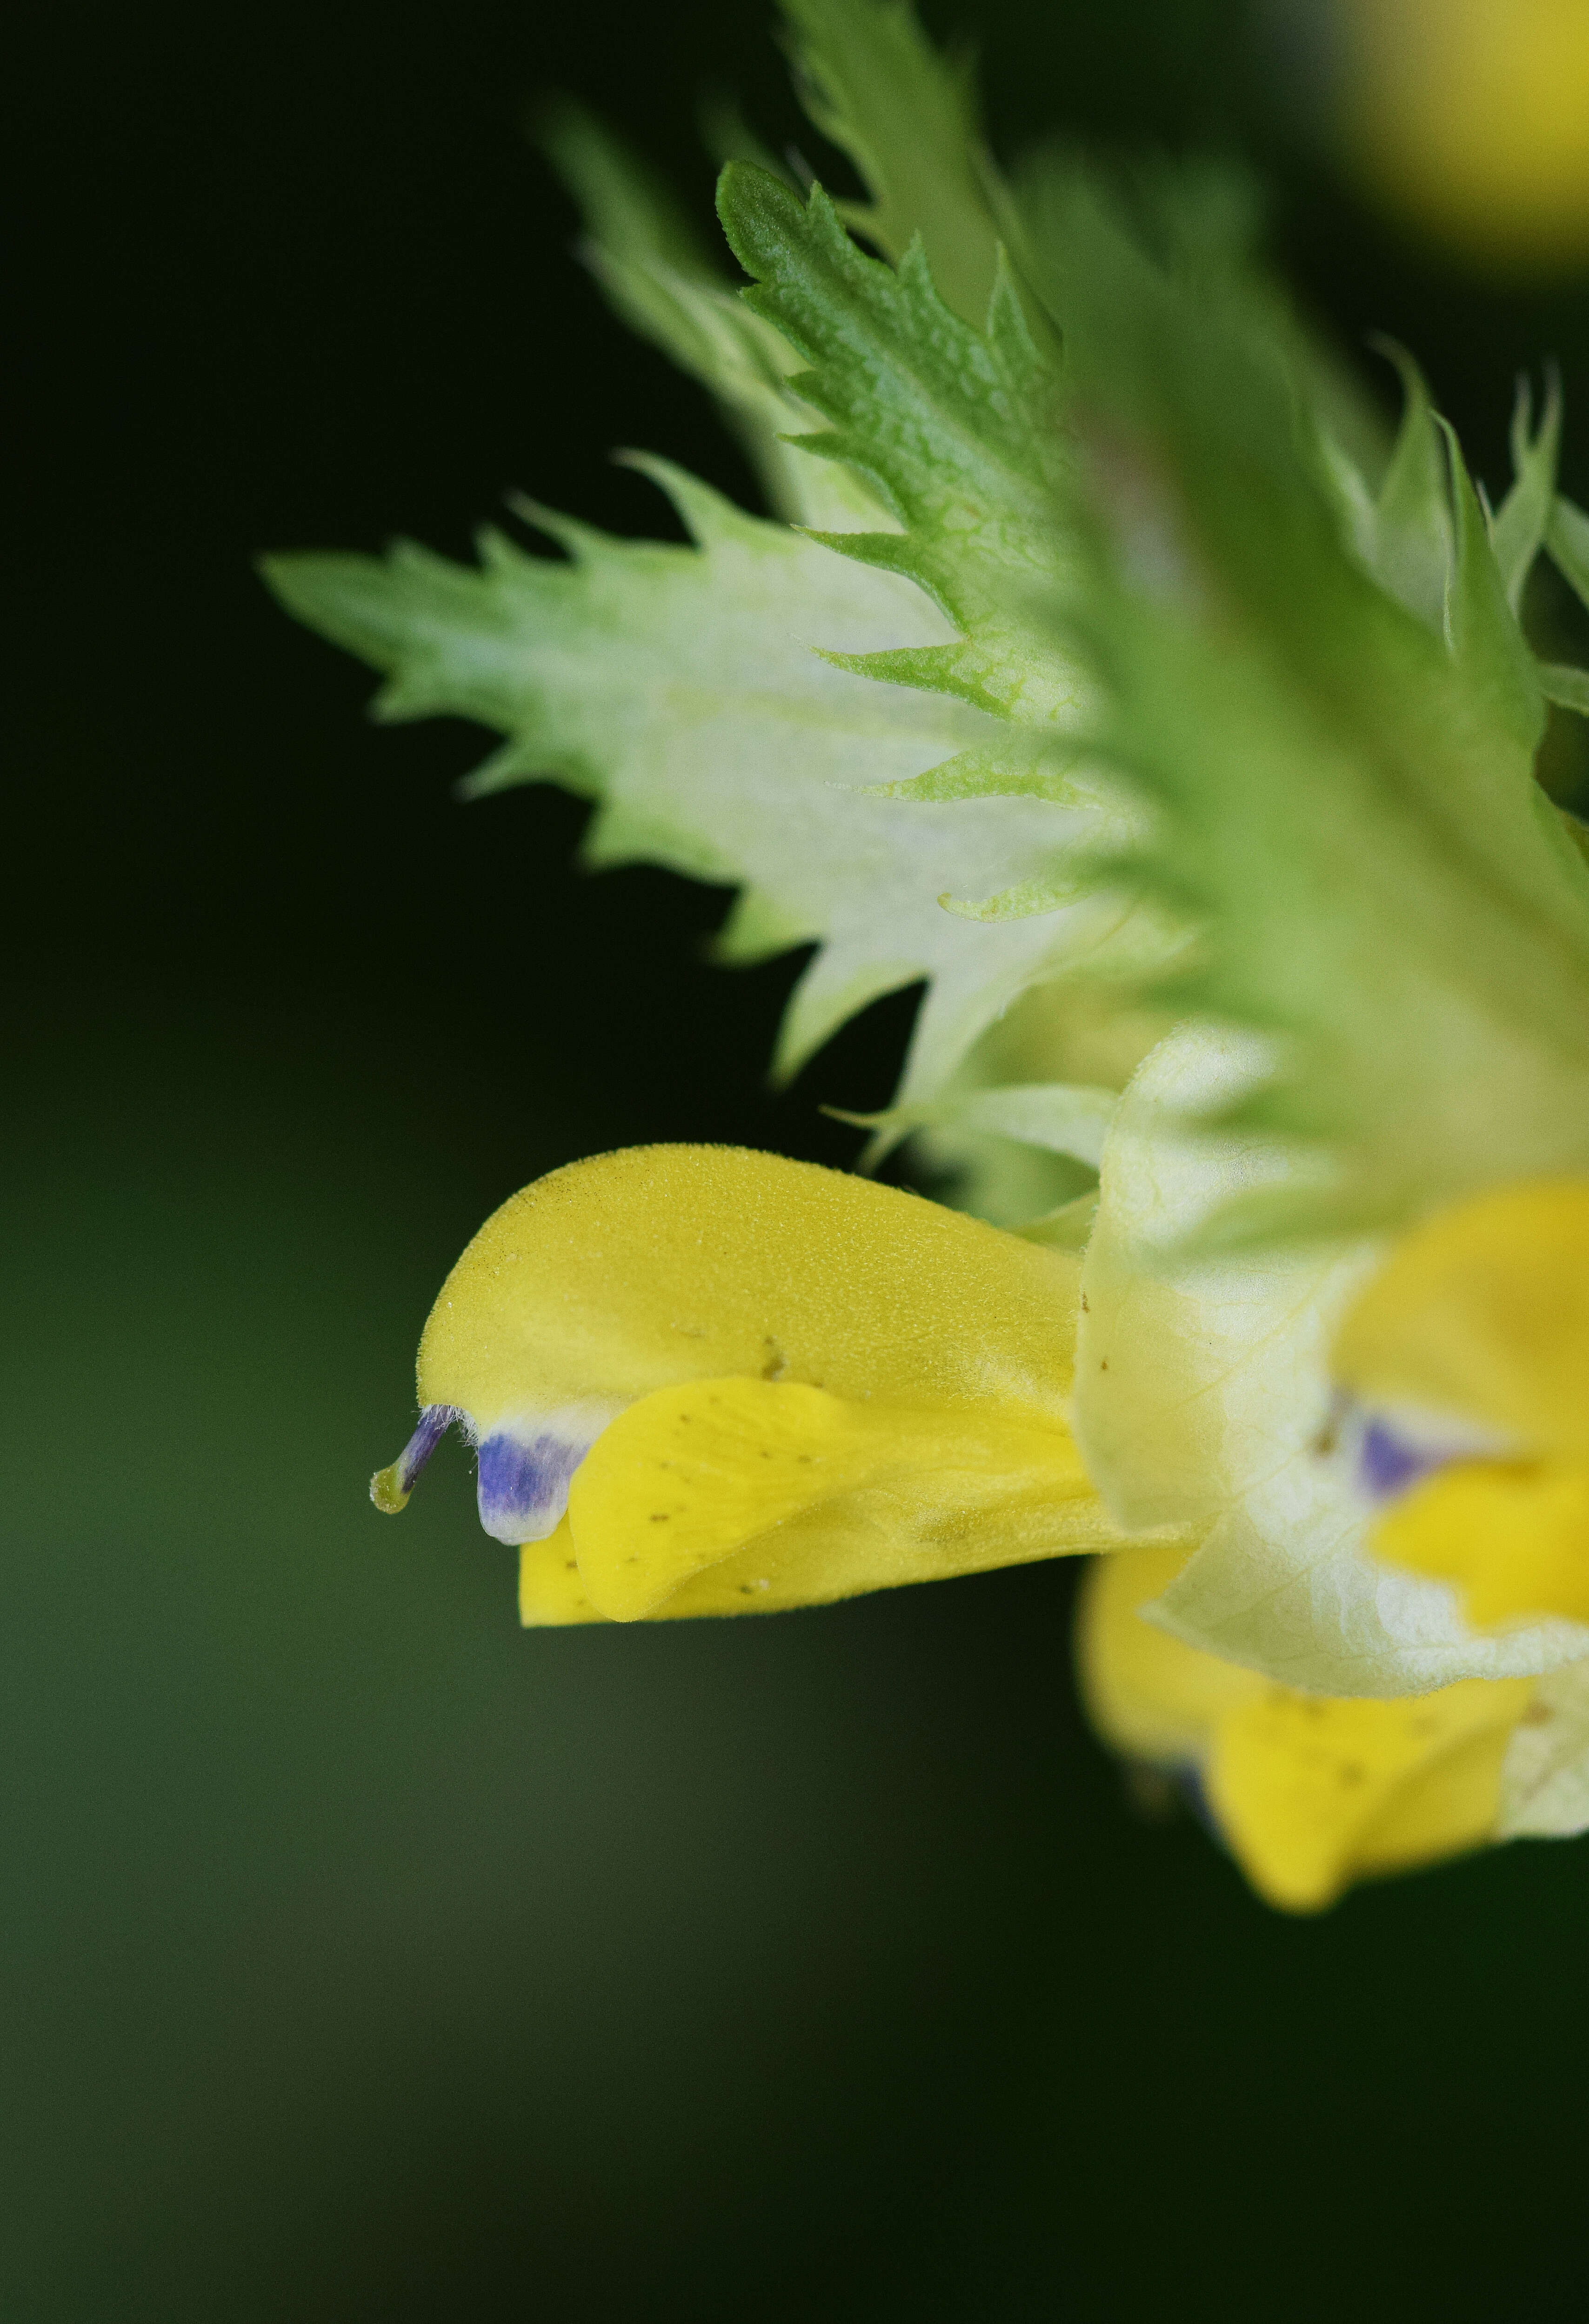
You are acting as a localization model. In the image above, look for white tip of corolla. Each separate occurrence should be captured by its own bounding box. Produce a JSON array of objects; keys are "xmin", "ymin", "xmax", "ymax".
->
[{"xmin": 473, "ymin": 1409, "xmax": 617, "ymax": 1544}]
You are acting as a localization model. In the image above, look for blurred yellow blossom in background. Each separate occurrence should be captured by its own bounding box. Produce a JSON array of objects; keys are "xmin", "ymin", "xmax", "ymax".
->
[
  {"xmin": 1078, "ymin": 1545, "xmax": 1536, "ymax": 1911},
  {"xmin": 1338, "ymin": 0, "xmax": 1589, "ymax": 269}
]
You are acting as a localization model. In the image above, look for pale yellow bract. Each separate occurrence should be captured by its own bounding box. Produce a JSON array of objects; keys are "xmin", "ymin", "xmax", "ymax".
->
[
  {"xmin": 397, "ymin": 1145, "xmax": 1148, "ymax": 1623},
  {"xmin": 1336, "ymin": 1179, "xmax": 1589, "ymax": 1626}
]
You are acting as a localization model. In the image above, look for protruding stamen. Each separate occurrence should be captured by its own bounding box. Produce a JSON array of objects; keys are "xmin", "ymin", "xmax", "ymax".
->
[{"xmin": 371, "ymin": 1404, "xmax": 464, "ymax": 1515}]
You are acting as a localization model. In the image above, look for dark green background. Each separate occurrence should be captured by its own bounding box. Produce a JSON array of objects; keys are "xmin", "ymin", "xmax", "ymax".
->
[{"xmin": 13, "ymin": 1, "xmax": 1589, "ymax": 2314}]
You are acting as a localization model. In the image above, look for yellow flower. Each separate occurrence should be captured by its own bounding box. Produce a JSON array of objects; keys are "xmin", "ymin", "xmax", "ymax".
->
[
  {"xmin": 1340, "ymin": 0, "xmax": 1589, "ymax": 270},
  {"xmin": 1334, "ymin": 1179, "xmax": 1589, "ymax": 1627},
  {"xmin": 373, "ymin": 1144, "xmax": 1157, "ymax": 1624},
  {"xmin": 372, "ymin": 1139, "xmax": 1583, "ymax": 1905},
  {"xmin": 1077, "ymin": 1543, "xmax": 1535, "ymax": 1911}
]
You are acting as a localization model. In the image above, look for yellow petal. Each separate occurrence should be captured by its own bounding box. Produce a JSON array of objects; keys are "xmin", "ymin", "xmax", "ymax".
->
[
  {"xmin": 419, "ymin": 1143, "xmax": 1081, "ymax": 1427},
  {"xmin": 1077, "ymin": 1547, "xmax": 1538, "ymax": 1910},
  {"xmin": 517, "ymin": 1521, "xmax": 613, "ymax": 1627},
  {"xmin": 1374, "ymin": 1459, "xmax": 1589, "ymax": 1628},
  {"xmin": 1207, "ymin": 1678, "xmax": 1533, "ymax": 1914},
  {"xmin": 1334, "ymin": 1178, "xmax": 1589, "ymax": 1459},
  {"xmin": 567, "ymin": 1374, "xmax": 1126, "ymax": 1621},
  {"xmin": 1075, "ymin": 1542, "xmax": 1262, "ymax": 1765}
]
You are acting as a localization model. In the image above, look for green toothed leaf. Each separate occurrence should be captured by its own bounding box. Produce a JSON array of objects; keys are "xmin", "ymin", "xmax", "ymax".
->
[
  {"xmin": 540, "ymin": 102, "xmax": 880, "ymax": 530},
  {"xmin": 262, "ymin": 458, "xmax": 1130, "ymax": 1099},
  {"xmin": 1547, "ymin": 490, "xmax": 1589, "ymax": 611},
  {"xmin": 267, "ymin": 144, "xmax": 1155, "ymax": 1122},
  {"xmin": 1441, "ymin": 415, "xmax": 1547, "ymax": 754},
  {"xmin": 778, "ymin": 0, "xmax": 1005, "ymax": 328},
  {"xmin": 275, "ymin": 43, "xmax": 1589, "ymax": 1266},
  {"xmin": 1337, "ymin": 342, "xmax": 1452, "ymax": 633},
  {"xmin": 1040, "ymin": 182, "xmax": 1589, "ymax": 1247},
  {"xmin": 714, "ymin": 159, "xmax": 1188, "ymax": 1086},
  {"xmin": 717, "ymin": 164, "xmax": 1082, "ymax": 759},
  {"xmin": 1491, "ymin": 372, "xmax": 1562, "ymax": 614}
]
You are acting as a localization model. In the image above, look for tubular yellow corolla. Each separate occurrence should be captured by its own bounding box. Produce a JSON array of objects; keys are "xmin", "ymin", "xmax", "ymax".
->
[{"xmin": 373, "ymin": 1145, "xmax": 1154, "ymax": 1623}]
